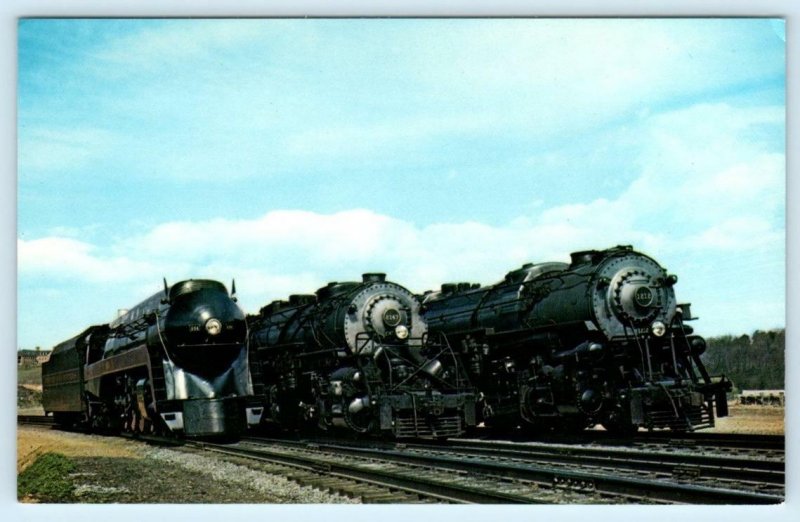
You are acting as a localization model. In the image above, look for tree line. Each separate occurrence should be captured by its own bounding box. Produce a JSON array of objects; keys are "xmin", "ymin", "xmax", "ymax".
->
[{"xmin": 700, "ymin": 329, "xmax": 785, "ymax": 392}]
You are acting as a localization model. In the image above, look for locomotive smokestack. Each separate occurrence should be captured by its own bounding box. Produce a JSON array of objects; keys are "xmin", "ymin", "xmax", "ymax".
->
[
  {"xmin": 362, "ymin": 273, "xmax": 386, "ymax": 283},
  {"xmin": 570, "ymin": 250, "xmax": 596, "ymax": 266}
]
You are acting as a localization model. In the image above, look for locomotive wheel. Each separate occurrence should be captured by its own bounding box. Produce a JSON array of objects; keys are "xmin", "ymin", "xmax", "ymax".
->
[
  {"xmin": 121, "ymin": 389, "xmax": 141, "ymax": 435},
  {"xmin": 602, "ymin": 414, "xmax": 638, "ymax": 436},
  {"xmin": 88, "ymin": 401, "xmax": 120, "ymax": 434},
  {"xmin": 53, "ymin": 412, "xmax": 76, "ymax": 429},
  {"xmin": 128, "ymin": 406, "xmax": 148, "ymax": 436},
  {"xmin": 484, "ymin": 416, "xmax": 520, "ymax": 434},
  {"xmin": 345, "ymin": 408, "xmax": 376, "ymax": 434},
  {"xmin": 603, "ymin": 422, "xmax": 638, "ymax": 436},
  {"xmin": 557, "ymin": 418, "xmax": 589, "ymax": 435}
]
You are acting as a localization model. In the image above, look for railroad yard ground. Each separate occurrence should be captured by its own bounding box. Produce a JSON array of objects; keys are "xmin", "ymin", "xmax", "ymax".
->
[
  {"xmin": 705, "ymin": 403, "xmax": 785, "ymax": 435},
  {"xmin": 17, "ymin": 424, "xmax": 358, "ymax": 504},
  {"xmin": 16, "ymin": 398, "xmax": 784, "ymax": 504}
]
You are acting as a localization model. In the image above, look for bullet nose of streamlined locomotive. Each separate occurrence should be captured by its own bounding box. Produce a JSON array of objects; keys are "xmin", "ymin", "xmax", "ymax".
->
[{"xmin": 163, "ymin": 280, "xmax": 246, "ymax": 343}]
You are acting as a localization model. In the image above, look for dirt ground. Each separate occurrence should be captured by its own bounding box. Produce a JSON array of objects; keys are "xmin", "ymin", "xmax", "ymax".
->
[
  {"xmin": 706, "ymin": 403, "xmax": 784, "ymax": 435},
  {"xmin": 17, "ymin": 426, "xmax": 139, "ymax": 474},
  {"xmin": 17, "ymin": 403, "xmax": 783, "ymax": 503},
  {"xmin": 17, "ymin": 426, "xmax": 354, "ymax": 503},
  {"xmin": 19, "ymin": 404, "xmax": 783, "ymax": 470}
]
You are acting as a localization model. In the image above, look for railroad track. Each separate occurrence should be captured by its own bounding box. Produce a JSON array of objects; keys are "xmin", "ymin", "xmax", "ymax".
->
[
  {"xmin": 472, "ymin": 427, "xmax": 785, "ymax": 455},
  {"xmin": 17, "ymin": 416, "xmax": 784, "ymax": 504},
  {"xmin": 403, "ymin": 438, "xmax": 784, "ymax": 494},
  {"xmin": 630, "ymin": 432, "xmax": 784, "ymax": 452},
  {"xmin": 17, "ymin": 414, "xmax": 55, "ymax": 426},
  {"xmin": 232, "ymin": 437, "xmax": 782, "ymax": 504},
  {"xmin": 188, "ymin": 440, "xmax": 538, "ymax": 503}
]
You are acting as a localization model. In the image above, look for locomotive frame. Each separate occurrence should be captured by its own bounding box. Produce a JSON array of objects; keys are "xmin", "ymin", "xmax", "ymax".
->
[
  {"xmin": 421, "ymin": 245, "xmax": 731, "ymax": 434},
  {"xmin": 41, "ymin": 279, "xmax": 258, "ymax": 438},
  {"xmin": 248, "ymin": 273, "xmax": 477, "ymax": 439}
]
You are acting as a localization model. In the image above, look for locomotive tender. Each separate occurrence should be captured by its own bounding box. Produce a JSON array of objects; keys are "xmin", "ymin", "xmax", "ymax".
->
[
  {"xmin": 421, "ymin": 246, "xmax": 731, "ymax": 434},
  {"xmin": 42, "ymin": 279, "xmax": 259, "ymax": 438},
  {"xmin": 248, "ymin": 273, "xmax": 476, "ymax": 438}
]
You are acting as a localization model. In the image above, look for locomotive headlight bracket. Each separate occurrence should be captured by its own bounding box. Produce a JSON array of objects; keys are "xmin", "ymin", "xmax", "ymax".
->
[
  {"xmin": 651, "ymin": 320, "xmax": 666, "ymax": 337},
  {"xmin": 205, "ymin": 318, "xmax": 223, "ymax": 336},
  {"xmin": 394, "ymin": 324, "xmax": 409, "ymax": 339}
]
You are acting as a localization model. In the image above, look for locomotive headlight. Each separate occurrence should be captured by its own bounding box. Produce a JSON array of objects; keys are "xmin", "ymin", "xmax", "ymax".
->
[
  {"xmin": 651, "ymin": 320, "xmax": 667, "ymax": 337},
  {"xmin": 205, "ymin": 318, "xmax": 222, "ymax": 336},
  {"xmin": 394, "ymin": 325, "xmax": 409, "ymax": 339}
]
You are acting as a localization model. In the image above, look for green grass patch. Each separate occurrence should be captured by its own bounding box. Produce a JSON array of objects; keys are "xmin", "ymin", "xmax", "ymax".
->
[{"xmin": 18, "ymin": 452, "xmax": 76, "ymax": 502}]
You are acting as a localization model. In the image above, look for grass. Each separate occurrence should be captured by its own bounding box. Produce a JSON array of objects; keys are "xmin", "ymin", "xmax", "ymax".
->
[
  {"xmin": 18, "ymin": 452, "xmax": 76, "ymax": 502},
  {"xmin": 18, "ymin": 365, "xmax": 42, "ymax": 386}
]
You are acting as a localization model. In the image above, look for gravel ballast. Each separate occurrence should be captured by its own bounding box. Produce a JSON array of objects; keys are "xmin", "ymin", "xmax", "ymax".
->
[
  {"xmin": 144, "ymin": 446, "xmax": 359, "ymax": 504},
  {"xmin": 18, "ymin": 426, "xmax": 359, "ymax": 503}
]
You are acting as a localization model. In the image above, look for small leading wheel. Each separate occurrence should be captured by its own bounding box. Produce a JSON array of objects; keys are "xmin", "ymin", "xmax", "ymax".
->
[{"xmin": 602, "ymin": 414, "xmax": 638, "ymax": 437}]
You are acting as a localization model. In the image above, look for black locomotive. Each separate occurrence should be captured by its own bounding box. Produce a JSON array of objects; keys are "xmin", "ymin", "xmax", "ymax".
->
[
  {"xmin": 248, "ymin": 273, "xmax": 476, "ymax": 438},
  {"xmin": 42, "ymin": 279, "xmax": 258, "ymax": 438},
  {"xmin": 421, "ymin": 246, "xmax": 731, "ymax": 434}
]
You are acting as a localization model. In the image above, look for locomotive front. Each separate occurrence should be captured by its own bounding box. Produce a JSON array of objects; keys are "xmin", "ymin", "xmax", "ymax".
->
[
  {"xmin": 423, "ymin": 246, "xmax": 730, "ymax": 434},
  {"xmin": 43, "ymin": 279, "xmax": 255, "ymax": 438},
  {"xmin": 101, "ymin": 279, "xmax": 254, "ymax": 437},
  {"xmin": 523, "ymin": 246, "xmax": 730, "ymax": 432},
  {"xmin": 148, "ymin": 280, "xmax": 255, "ymax": 435},
  {"xmin": 250, "ymin": 273, "xmax": 476, "ymax": 438}
]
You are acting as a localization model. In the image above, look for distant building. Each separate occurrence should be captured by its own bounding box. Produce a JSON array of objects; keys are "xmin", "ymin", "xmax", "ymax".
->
[
  {"xmin": 17, "ymin": 349, "xmax": 51, "ymax": 366},
  {"xmin": 739, "ymin": 389, "xmax": 784, "ymax": 406}
]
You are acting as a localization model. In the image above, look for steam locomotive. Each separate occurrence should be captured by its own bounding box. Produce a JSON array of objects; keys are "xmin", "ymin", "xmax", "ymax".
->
[
  {"xmin": 248, "ymin": 273, "xmax": 476, "ymax": 438},
  {"xmin": 42, "ymin": 279, "xmax": 258, "ymax": 438},
  {"xmin": 421, "ymin": 246, "xmax": 731, "ymax": 434}
]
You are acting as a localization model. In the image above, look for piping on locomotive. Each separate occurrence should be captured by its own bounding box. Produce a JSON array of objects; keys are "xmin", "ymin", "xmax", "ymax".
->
[
  {"xmin": 42, "ymin": 279, "xmax": 259, "ymax": 438},
  {"xmin": 248, "ymin": 273, "xmax": 476, "ymax": 438},
  {"xmin": 421, "ymin": 246, "xmax": 731, "ymax": 434}
]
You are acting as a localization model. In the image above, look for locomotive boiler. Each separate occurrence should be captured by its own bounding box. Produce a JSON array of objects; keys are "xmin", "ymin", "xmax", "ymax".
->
[
  {"xmin": 248, "ymin": 273, "xmax": 476, "ymax": 438},
  {"xmin": 421, "ymin": 246, "xmax": 731, "ymax": 434},
  {"xmin": 42, "ymin": 279, "xmax": 259, "ymax": 438}
]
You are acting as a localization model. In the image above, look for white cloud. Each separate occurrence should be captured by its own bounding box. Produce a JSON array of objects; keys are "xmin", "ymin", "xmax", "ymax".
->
[
  {"xmin": 18, "ymin": 237, "xmax": 170, "ymax": 283},
  {"xmin": 685, "ymin": 218, "xmax": 783, "ymax": 251},
  {"xmin": 17, "ymin": 100, "xmax": 784, "ymax": 345},
  {"xmin": 19, "ymin": 101, "xmax": 784, "ymax": 302}
]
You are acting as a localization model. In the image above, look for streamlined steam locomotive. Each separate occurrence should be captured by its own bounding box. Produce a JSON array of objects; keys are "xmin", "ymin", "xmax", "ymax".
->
[
  {"xmin": 421, "ymin": 246, "xmax": 731, "ymax": 434},
  {"xmin": 248, "ymin": 273, "xmax": 476, "ymax": 438},
  {"xmin": 42, "ymin": 279, "xmax": 258, "ymax": 438}
]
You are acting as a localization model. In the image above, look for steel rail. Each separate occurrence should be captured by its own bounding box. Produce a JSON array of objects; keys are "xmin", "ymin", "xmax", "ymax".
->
[
  {"xmin": 475, "ymin": 428, "xmax": 785, "ymax": 451},
  {"xmin": 407, "ymin": 438, "xmax": 784, "ymax": 485},
  {"xmin": 630, "ymin": 431, "xmax": 785, "ymax": 450},
  {"xmin": 17, "ymin": 415, "xmax": 55, "ymax": 426},
  {"xmin": 242, "ymin": 437, "xmax": 783, "ymax": 504},
  {"xmin": 189, "ymin": 441, "xmax": 540, "ymax": 504}
]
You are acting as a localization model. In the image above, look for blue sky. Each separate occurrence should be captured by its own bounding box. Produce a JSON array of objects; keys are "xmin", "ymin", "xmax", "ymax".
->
[{"xmin": 17, "ymin": 18, "xmax": 785, "ymax": 349}]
